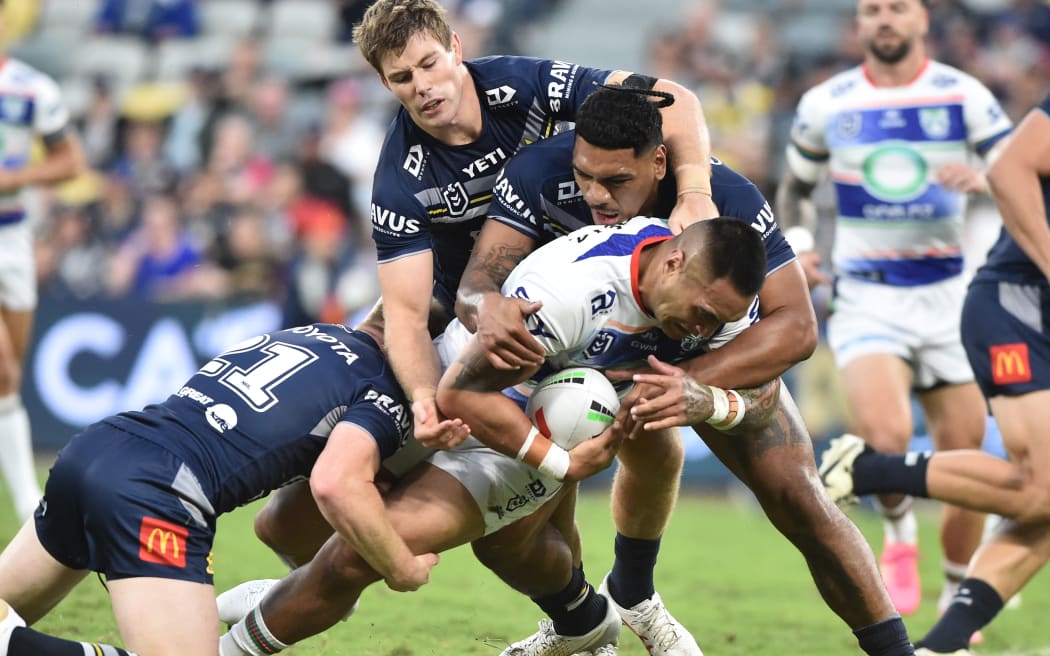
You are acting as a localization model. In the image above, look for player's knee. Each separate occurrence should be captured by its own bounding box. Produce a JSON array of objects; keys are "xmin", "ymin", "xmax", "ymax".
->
[{"xmin": 618, "ymin": 427, "xmax": 684, "ymax": 474}]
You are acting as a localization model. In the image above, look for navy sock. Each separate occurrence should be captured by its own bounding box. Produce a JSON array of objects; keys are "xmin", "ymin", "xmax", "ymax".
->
[
  {"xmin": 607, "ymin": 533, "xmax": 661, "ymax": 608},
  {"xmin": 853, "ymin": 450, "xmax": 930, "ymax": 498},
  {"xmin": 918, "ymin": 578, "xmax": 1003, "ymax": 653},
  {"xmin": 10, "ymin": 626, "xmax": 136, "ymax": 655},
  {"xmin": 853, "ymin": 615, "xmax": 914, "ymax": 656},
  {"xmin": 532, "ymin": 566, "xmax": 607, "ymax": 637}
]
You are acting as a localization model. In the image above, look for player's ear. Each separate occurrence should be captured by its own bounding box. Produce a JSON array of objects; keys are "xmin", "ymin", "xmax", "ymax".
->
[
  {"xmin": 652, "ymin": 144, "xmax": 667, "ymax": 181},
  {"xmin": 664, "ymin": 248, "xmax": 685, "ymax": 276},
  {"xmin": 451, "ymin": 32, "xmax": 463, "ymax": 64}
]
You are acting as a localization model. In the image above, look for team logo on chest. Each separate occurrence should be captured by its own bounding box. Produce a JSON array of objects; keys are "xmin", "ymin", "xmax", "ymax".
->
[
  {"xmin": 442, "ymin": 181, "xmax": 470, "ymax": 217},
  {"xmin": 1, "ymin": 96, "xmax": 27, "ymax": 123},
  {"xmin": 836, "ymin": 111, "xmax": 862, "ymax": 140},
  {"xmin": 918, "ymin": 107, "xmax": 950, "ymax": 139}
]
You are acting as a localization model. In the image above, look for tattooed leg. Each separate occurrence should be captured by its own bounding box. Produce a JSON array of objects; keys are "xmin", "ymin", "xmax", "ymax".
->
[{"xmin": 696, "ymin": 386, "xmax": 897, "ymax": 628}]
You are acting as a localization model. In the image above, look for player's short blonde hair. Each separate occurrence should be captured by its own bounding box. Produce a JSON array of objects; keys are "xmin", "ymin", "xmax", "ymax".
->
[{"xmin": 352, "ymin": 0, "xmax": 452, "ymax": 76}]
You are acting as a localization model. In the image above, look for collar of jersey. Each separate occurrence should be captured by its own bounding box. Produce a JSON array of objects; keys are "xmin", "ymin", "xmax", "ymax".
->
[
  {"xmin": 631, "ymin": 235, "xmax": 673, "ymax": 317},
  {"xmin": 861, "ymin": 57, "xmax": 930, "ymax": 88}
]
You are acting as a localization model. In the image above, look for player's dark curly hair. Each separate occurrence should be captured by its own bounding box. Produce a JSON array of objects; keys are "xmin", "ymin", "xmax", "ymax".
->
[
  {"xmin": 575, "ymin": 85, "xmax": 674, "ymax": 156},
  {"xmin": 678, "ymin": 218, "xmax": 766, "ymax": 297}
]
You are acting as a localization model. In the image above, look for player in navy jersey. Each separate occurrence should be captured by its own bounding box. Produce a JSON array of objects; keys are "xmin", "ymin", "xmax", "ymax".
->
[
  {"xmin": 455, "ymin": 85, "xmax": 915, "ymax": 656},
  {"xmin": 819, "ymin": 95, "xmax": 1050, "ymax": 656},
  {"xmin": 0, "ymin": 317, "xmax": 442, "ymax": 656},
  {"xmin": 353, "ymin": 0, "xmax": 717, "ymax": 456}
]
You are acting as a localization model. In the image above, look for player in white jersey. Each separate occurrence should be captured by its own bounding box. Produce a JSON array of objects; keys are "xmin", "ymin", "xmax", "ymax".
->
[
  {"xmin": 440, "ymin": 218, "xmax": 919, "ymax": 656},
  {"xmin": 0, "ymin": 26, "xmax": 86, "ymax": 520},
  {"xmin": 776, "ymin": 0, "xmax": 1011, "ymax": 619}
]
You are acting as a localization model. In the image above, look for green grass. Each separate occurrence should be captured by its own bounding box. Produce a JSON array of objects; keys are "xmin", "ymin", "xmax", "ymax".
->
[{"xmin": 2, "ymin": 470, "xmax": 1049, "ymax": 655}]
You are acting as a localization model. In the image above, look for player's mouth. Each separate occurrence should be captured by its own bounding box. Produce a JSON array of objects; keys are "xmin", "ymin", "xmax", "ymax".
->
[
  {"xmin": 421, "ymin": 98, "xmax": 444, "ymax": 116},
  {"xmin": 591, "ymin": 208, "xmax": 620, "ymax": 225}
]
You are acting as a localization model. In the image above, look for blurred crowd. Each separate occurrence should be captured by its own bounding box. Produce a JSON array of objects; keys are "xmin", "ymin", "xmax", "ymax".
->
[{"xmin": 7, "ymin": 0, "xmax": 1049, "ymax": 329}]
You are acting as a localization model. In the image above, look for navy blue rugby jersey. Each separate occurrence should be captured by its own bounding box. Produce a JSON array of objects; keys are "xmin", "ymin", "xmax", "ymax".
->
[
  {"xmin": 370, "ymin": 56, "xmax": 613, "ymax": 311},
  {"xmin": 104, "ymin": 324, "xmax": 413, "ymax": 516},
  {"xmin": 487, "ymin": 131, "xmax": 795, "ymax": 274},
  {"xmin": 973, "ymin": 93, "xmax": 1050, "ymax": 286}
]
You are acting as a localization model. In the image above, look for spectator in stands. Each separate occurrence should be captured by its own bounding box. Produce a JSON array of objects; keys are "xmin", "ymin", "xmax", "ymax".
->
[
  {"xmin": 106, "ymin": 192, "xmax": 211, "ymax": 301},
  {"xmin": 95, "ymin": 0, "xmax": 200, "ymax": 42},
  {"xmin": 319, "ymin": 78, "xmax": 385, "ymax": 229}
]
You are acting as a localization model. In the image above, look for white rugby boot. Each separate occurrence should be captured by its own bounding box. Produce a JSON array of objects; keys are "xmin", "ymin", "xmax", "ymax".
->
[
  {"xmin": 216, "ymin": 579, "xmax": 279, "ymax": 625},
  {"xmin": 499, "ymin": 594, "xmax": 620, "ymax": 656},
  {"xmin": 818, "ymin": 433, "xmax": 868, "ymax": 506},
  {"xmin": 599, "ymin": 575, "xmax": 703, "ymax": 656}
]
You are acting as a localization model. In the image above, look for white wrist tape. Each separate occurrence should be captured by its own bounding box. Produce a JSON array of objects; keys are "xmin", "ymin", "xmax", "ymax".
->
[
  {"xmin": 537, "ymin": 444, "xmax": 571, "ymax": 481},
  {"xmin": 516, "ymin": 425, "xmax": 541, "ymax": 461},
  {"xmin": 706, "ymin": 386, "xmax": 745, "ymax": 430},
  {"xmin": 706, "ymin": 385, "xmax": 731, "ymax": 424}
]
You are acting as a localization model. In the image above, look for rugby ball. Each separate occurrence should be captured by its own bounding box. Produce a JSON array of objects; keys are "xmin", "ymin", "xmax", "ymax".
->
[{"xmin": 525, "ymin": 368, "xmax": 620, "ymax": 449}]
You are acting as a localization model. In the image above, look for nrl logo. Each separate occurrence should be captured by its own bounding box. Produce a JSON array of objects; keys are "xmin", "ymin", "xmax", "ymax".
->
[
  {"xmin": 442, "ymin": 181, "xmax": 470, "ymax": 217},
  {"xmin": 836, "ymin": 111, "xmax": 862, "ymax": 139}
]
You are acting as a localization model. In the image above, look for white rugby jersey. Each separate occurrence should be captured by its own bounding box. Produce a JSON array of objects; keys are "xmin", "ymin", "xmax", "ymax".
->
[
  {"xmin": 0, "ymin": 57, "xmax": 70, "ymax": 226},
  {"xmin": 438, "ymin": 217, "xmax": 759, "ymax": 396},
  {"xmin": 787, "ymin": 60, "xmax": 1011, "ymax": 286}
]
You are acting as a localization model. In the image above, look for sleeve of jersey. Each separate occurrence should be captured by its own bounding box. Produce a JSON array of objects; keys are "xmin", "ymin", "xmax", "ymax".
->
[
  {"xmin": 785, "ymin": 87, "xmax": 829, "ymax": 184},
  {"xmin": 489, "ymin": 159, "xmax": 545, "ymax": 240},
  {"xmin": 504, "ymin": 271, "xmax": 587, "ymax": 356},
  {"xmin": 963, "ymin": 80, "xmax": 1012, "ymax": 156},
  {"xmin": 719, "ymin": 183, "xmax": 796, "ymax": 275},
  {"xmin": 370, "ymin": 175, "xmax": 431, "ymax": 264},
  {"xmin": 337, "ymin": 401, "xmax": 409, "ymax": 462},
  {"xmin": 536, "ymin": 60, "xmax": 615, "ymax": 120},
  {"xmin": 33, "ymin": 74, "xmax": 71, "ymax": 142}
]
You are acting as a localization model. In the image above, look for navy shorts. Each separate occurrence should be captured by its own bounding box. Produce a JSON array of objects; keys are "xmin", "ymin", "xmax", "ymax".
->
[
  {"xmin": 961, "ymin": 280, "xmax": 1050, "ymax": 399},
  {"xmin": 36, "ymin": 423, "xmax": 217, "ymax": 583}
]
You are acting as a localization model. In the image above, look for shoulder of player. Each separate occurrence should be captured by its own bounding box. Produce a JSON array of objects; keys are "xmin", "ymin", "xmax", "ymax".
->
[
  {"xmin": 797, "ymin": 66, "xmax": 866, "ymax": 111},
  {"xmin": 502, "ymin": 133, "xmax": 574, "ymax": 178},
  {"xmin": 0, "ymin": 57, "xmax": 59, "ymax": 90},
  {"xmin": 922, "ymin": 59, "xmax": 993, "ymax": 94}
]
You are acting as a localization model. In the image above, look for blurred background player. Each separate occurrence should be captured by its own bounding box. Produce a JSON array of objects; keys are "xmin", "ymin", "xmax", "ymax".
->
[
  {"xmin": 775, "ymin": 0, "xmax": 1012, "ymax": 617},
  {"xmin": 0, "ymin": 1, "xmax": 85, "ymax": 520},
  {"xmin": 820, "ymin": 93, "xmax": 1050, "ymax": 656}
]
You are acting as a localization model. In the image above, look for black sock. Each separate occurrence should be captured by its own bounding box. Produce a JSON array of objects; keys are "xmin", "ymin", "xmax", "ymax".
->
[
  {"xmin": 853, "ymin": 614, "xmax": 914, "ymax": 656},
  {"xmin": 852, "ymin": 450, "xmax": 930, "ymax": 498},
  {"xmin": 10, "ymin": 626, "xmax": 136, "ymax": 655},
  {"xmin": 607, "ymin": 533, "xmax": 661, "ymax": 608},
  {"xmin": 918, "ymin": 578, "xmax": 1004, "ymax": 652},
  {"xmin": 532, "ymin": 566, "xmax": 607, "ymax": 637}
]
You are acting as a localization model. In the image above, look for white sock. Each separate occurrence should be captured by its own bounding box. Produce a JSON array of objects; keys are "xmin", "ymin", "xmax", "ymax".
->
[
  {"xmin": 875, "ymin": 496, "xmax": 917, "ymax": 545},
  {"xmin": 938, "ymin": 559, "xmax": 969, "ymax": 612},
  {"xmin": 0, "ymin": 395, "xmax": 42, "ymax": 520},
  {"xmin": 223, "ymin": 607, "xmax": 290, "ymax": 656}
]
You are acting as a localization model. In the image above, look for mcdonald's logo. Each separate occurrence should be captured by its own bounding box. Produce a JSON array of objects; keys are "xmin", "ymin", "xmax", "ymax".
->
[
  {"xmin": 990, "ymin": 343, "xmax": 1032, "ymax": 385},
  {"xmin": 138, "ymin": 516, "xmax": 189, "ymax": 568}
]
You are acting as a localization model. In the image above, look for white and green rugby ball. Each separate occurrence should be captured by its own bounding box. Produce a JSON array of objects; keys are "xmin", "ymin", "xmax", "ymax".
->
[{"xmin": 525, "ymin": 368, "xmax": 620, "ymax": 449}]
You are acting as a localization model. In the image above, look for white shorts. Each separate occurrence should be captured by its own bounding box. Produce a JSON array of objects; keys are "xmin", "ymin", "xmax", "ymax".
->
[
  {"xmin": 0, "ymin": 221, "xmax": 35, "ymax": 311},
  {"xmin": 828, "ymin": 276, "xmax": 974, "ymax": 389},
  {"xmin": 426, "ymin": 436, "xmax": 563, "ymax": 536}
]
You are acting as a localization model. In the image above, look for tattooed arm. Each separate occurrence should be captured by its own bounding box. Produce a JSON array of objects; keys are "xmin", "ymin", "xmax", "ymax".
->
[
  {"xmin": 455, "ymin": 220, "xmax": 546, "ymax": 370},
  {"xmin": 623, "ymin": 355, "xmax": 781, "ymax": 435},
  {"xmin": 436, "ymin": 336, "xmax": 622, "ymax": 482}
]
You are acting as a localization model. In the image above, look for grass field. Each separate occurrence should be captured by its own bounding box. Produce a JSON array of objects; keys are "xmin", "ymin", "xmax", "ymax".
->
[{"xmin": 2, "ymin": 469, "xmax": 1048, "ymax": 655}]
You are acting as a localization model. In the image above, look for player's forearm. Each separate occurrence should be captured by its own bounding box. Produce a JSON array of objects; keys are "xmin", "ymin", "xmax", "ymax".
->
[
  {"xmin": 313, "ymin": 479, "xmax": 416, "ymax": 582},
  {"xmin": 710, "ymin": 378, "xmax": 781, "ymax": 435},
  {"xmin": 683, "ymin": 311, "xmax": 817, "ymax": 389},
  {"xmin": 773, "ymin": 173, "xmax": 818, "ymax": 232},
  {"xmin": 653, "ymin": 79, "xmax": 712, "ymax": 192},
  {"xmin": 455, "ymin": 230, "xmax": 532, "ymax": 332},
  {"xmin": 19, "ymin": 138, "xmax": 86, "ymax": 187},
  {"xmin": 990, "ymin": 164, "xmax": 1050, "ymax": 279},
  {"xmin": 386, "ymin": 321, "xmax": 443, "ymax": 400}
]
